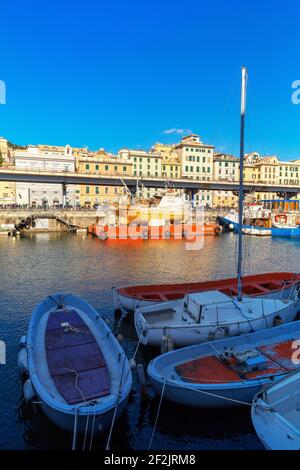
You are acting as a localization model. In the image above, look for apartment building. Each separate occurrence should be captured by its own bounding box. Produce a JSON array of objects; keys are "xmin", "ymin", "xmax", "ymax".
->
[
  {"xmin": 117, "ymin": 148, "xmax": 162, "ymax": 199},
  {"xmin": 77, "ymin": 149, "xmax": 133, "ymax": 206},
  {"xmin": 174, "ymin": 134, "xmax": 214, "ymax": 205},
  {"xmin": 14, "ymin": 145, "xmax": 76, "ymax": 207},
  {"xmin": 213, "ymin": 153, "xmax": 239, "ymax": 208}
]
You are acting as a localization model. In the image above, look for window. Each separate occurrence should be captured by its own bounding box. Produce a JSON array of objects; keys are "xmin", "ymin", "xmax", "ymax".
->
[
  {"xmin": 105, "ymin": 187, "xmax": 108, "ymax": 194},
  {"xmin": 114, "ymin": 165, "xmax": 118, "ymax": 172},
  {"xmin": 85, "ymin": 164, "xmax": 90, "ymax": 170},
  {"xmin": 95, "ymin": 187, "xmax": 99, "ymax": 194},
  {"xmin": 185, "ymin": 166, "xmax": 189, "ymax": 172},
  {"xmin": 86, "ymin": 186, "xmax": 90, "ymax": 194},
  {"xmin": 123, "ymin": 166, "xmax": 126, "ymax": 172},
  {"xmin": 105, "ymin": 165, "xmax": 109, "ymax": 171},
  {"xmin": 95, "ymin": 164, "xmax": 99, "ymax": 171}
]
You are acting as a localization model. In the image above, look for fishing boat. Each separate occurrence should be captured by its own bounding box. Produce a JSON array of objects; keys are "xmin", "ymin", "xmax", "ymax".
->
[
  {"xmin": 219, "ymin": 208, "xmax": 300, "ymax": 237},
  {"xmin": 19, "ymin": 293, "xmax": 132, "ymax": 439},
  {"xmin": 252, "ymin": 369, "xmax": 300, "ymax": 449},
  {"xmin": 134, "ymin": 289, "xmax": 300, "ymax": 347},
  {"xmin": 242, "ymin": 227, "xmax": 271, "ymax": 236},
  {"xmin": 147, "ymin": 320, "xmax": 300, "ymax": 408},
  {"xmin": 114, "ymin": 272, "xmax": 300, "ymax": 312}
]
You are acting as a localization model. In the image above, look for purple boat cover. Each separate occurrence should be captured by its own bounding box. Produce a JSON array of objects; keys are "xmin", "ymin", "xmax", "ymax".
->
[{"xmin": 45, "ymin": 308, "xmax": 110, "ymax": 404}]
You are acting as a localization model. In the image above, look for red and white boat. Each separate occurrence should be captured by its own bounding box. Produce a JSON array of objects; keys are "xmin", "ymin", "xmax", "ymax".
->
[{"xmin": 113, "ymin": 272, "xmax": 300, "ymax": 312}]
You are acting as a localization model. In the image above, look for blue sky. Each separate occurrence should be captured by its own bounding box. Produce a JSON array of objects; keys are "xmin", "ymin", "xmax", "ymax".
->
[{"xmin": 0, "ymin": 0, "xmax": 300, "ymax": 159}]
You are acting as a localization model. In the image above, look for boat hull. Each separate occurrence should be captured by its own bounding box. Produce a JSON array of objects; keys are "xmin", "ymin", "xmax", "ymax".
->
[
  {"xmin": 115, "ymin": 272, "xmax": 300, "ymax": 312},
  {"xmin": 219, "ymin": 216, "xmax": 300, "ymax": 238},
  {"xmin": 38, "ymin": 391, "xmax": 129, "ymax": 433},
  {"xmin": 251, "ymin": 398, "xmax": 300, "ymax": 450},
  {"xmin": 24, "ymin": 293, "xmax": 132, "ymax": 436},
  {"xmin": 147, "ymin": 321, "xmax": 300, "ymax": 408},
  {"xmin": 135, "ymin": 301, "xmax": 299, "ymax": 347}
]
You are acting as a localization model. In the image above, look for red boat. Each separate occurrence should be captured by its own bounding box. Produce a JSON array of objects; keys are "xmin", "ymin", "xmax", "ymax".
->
[{"xmin": 114, "ymin": 272, "xmax": 300, "ymax": 312}]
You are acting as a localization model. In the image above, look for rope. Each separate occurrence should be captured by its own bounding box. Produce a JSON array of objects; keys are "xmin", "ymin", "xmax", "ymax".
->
[
  {"xmin": 82, "ymin": 405, "xmax": 91, "ymax": 450},
  {"xmin": 164, "ymin": 377, "xmax": 253, "ymax": 407},
  {"xmin": 105, "ymin": 326, "xmax": 145, "ymax": 450},
  {"xmin": 89, "ymin": 405, "xmax": 97, "ymax": 450},
  {"xmin": 105, "ymin": 354, "xmax": 127, "ymax": 450},
  {"xmin": 72, "ymin": 408, "xmax": 78, "ymax": 450},
  {"xmin": 148, "ymin": 378, "xmax": 167, "ymax": 450}
]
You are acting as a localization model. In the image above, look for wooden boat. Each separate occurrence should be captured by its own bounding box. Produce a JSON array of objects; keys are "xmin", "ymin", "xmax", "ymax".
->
[
  {"xmin": 147, "ymin": 320, "xmax": 300, "ymax": 408},
  {"xmin": 20, "ymin": 293, "xmax": 132, "ymax": 436},
  {"xmin": 134, "ymin": 289, "xmax": 300, "ymax": 347},
  {"xmin": 114, "ymin": 272, "xmax": 300, "ymax": 312},
  {"xmin": 252, "ymin": 369, "xmax": 300, "ymax": 449}
]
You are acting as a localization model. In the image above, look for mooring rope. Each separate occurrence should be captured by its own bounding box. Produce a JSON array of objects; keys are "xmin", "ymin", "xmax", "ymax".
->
[{"xmin": 148, "ymin": 378, "xmax": 167, "ymax": 450}]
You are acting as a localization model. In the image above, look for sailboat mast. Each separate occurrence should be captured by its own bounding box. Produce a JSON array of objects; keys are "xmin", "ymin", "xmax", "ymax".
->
[{"xmin": 237, "ymin": 66, "xmax": 247, "ymax": 301}]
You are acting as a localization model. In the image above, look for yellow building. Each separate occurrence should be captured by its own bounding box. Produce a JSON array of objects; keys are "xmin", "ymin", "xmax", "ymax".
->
[
  {"xmin": 161, "ymin": 156, "xmax": 181, "ymax": 179},
  {"xmin": 0, "ymin": 137, "xmax": 8, "ymax": 163},
  {"xmin": 76, "ymin": 151, "xmax": 133, "ymax": 206},
  {"xmin": 117, "ymin": 148, "xmax": 162, "ymax": 199},
  {"xmin": 0, "ymin": 181, "xmax": 16, "ymax": 206}
]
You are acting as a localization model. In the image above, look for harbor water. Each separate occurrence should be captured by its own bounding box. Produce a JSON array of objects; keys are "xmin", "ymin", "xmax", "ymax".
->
[{"xmin": 1, "ymin": 232, "xmax": 300, "ymax": 450}]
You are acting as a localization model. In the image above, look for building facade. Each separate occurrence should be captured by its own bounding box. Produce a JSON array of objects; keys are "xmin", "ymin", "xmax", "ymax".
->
[
  {"xmin": 212, "ymin": 153, "xmax": 239, "ymax": 208},
  {"xmin": 14, "ymin": 145, "xmax": 76, "ymax": 207},
  {"xmin": 174, "ymin": 134, "xmax": 214, "ymax": 205},
  {"xmin": 77, "ymin": 150, "xmax": 133, "ymax": 206}
]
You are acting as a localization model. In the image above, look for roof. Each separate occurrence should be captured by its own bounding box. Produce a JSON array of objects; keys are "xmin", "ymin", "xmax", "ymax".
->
[{"xmin": 187, "ymin": 290, "xmax": 230, "ymax": 305}]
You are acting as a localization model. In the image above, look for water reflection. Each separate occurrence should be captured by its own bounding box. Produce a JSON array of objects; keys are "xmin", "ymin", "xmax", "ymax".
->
[{"xmin": 1, "ymin": 232, "xmax": 299, "ymax": 449}]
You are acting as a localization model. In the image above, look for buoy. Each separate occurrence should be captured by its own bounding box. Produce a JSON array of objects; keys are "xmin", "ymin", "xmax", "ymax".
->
[
  {"xmin": 161, "ymin": 335, "xmax": 174, "ymax": 354},
  {"xmin": 117, "ymin": 333, "xmax": 124, "ymax": 343},
  {"xmin": 229, "ymin": 223, "xmax": 234, "ymax": 230},
  {"xmin": 17, "ymin": 348, "xmax": 28, "ymax": 375},
  {"xmin": 23, "ymin": 379, "xmax": 36, "ymax": 403},
  {"xmin": 129, "ymin": 358, "xmax": 136, "ymax": 369},
  {"xmin": 19, "ymin": 335, "xmax": 27, "ymax": 348}
]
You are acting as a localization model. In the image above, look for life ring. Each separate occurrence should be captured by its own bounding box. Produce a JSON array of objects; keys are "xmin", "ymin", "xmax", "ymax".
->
[{"xmin": 275, "ymin": 214, "xmax": 287, "ymax": 224}]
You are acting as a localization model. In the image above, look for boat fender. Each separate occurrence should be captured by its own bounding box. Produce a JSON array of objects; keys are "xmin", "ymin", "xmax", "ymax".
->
[
  {"xmin": 23, "ymin": 379, "xmax": 36, "ymax": 403},
  {"xmin": 229, "ymin": 223, "xmax": 234, "ymax": 230},
  {"xmin": 99, "ymin": 232, "xmax": 108, "ymax": 240},
  {"xmin": 117, "ymin": 333, "xmax": 124, "ymax": 343},
  {"xmin": 161, "ymin": 335, "xmax": 174, "ymax": 354},
  {"xmin": 25, "ymin": 224, "xmax": 31, "ymax": 230},
  {"xmin": 273, "ymin": 315, "xmax": 283, "ymax": 327},
  {"xmin": 17, "ymin": 348, "xmax": 28, "ymax": 375},
  {"xmin": 129, "ymin": 358, "xmax": 136, "ymax": 369},
  {"xmin": 19, "ymin": 335, "xmax": 27, "ymax": 348},
  {"xmin": 214, "ymin": 225, "xmax": 223, "ymax": 235}
]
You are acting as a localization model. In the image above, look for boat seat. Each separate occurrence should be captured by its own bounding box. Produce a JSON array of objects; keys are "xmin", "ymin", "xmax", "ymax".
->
[
  {"xmin": 45, "ymin": 309, "xmax": 110, "ymax": 405},
  {"xmin": 175, "ymin": 355, "xmax": 242, "ymax": 383},
  {"xmin": 257, "ymin": 339, "xmax": 297, "ymax": 371}
]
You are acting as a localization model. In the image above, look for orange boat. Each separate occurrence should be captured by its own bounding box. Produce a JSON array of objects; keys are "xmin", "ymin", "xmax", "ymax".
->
[
  {"xmin": 88, "ymin": 222, "xmax": 221, "ymax": 240},
  {"xmin": 114, "ymin": 272, "xmax": 300, "ymax": 311}
]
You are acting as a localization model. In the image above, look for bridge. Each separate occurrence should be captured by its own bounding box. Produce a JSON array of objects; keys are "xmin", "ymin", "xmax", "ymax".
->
[
  {"xmin": 0, "ymin": 167, "xmax": 299, "ymax": 196},
  {"xmin": 10, "ymin": 210, "xmax": 78, "ymax": 236}
]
